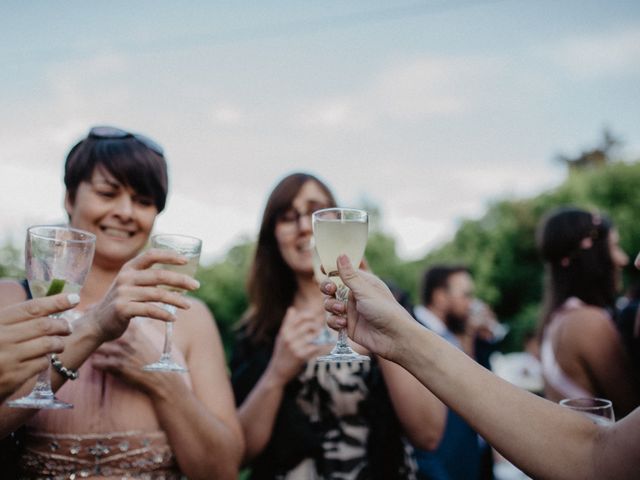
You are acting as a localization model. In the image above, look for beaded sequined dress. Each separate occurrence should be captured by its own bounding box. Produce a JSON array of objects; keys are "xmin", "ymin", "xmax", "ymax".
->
[{"xmin": 16, "ymin": 317, "xmax": 189, "ymax": 480}]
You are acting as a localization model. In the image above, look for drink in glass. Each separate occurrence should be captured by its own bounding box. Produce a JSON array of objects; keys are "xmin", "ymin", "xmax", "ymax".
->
[
  {"xmin": 8, "ymin": 225, "xmax": 95, "ymax": 409},
  {"xmin": 312, "ymin": 208, "xmax": 369, "ymax": 363},
  {"xmin": 143, "ymin": 234, "xmax": 202, "ymax": 372}
]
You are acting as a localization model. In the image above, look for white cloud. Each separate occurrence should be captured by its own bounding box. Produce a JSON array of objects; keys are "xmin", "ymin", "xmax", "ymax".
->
[
  {"xmin": 210, "ymin": 106, "xmax": 246, "ymax": 126},
  {"xmin": 294, "ymin": 55, "xmax": 507, "ymax": 130},
  {"xmin": 547, "ymin": 27, "xmax": 640, "ymax": 78}
]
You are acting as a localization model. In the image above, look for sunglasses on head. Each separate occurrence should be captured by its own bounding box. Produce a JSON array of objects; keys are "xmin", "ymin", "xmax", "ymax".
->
[{"xmin": 89, "ymin": 126, "xmax": 164, "ymax": 157}]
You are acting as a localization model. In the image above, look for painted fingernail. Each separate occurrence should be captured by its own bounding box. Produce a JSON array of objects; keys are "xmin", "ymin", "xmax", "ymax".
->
[{"xmin": 67, "ymin": 293, "xmax": 80, "ymax": 305}]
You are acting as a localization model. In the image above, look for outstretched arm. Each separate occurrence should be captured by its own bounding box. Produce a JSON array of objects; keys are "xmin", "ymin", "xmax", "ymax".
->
[
  {"xmin": 92, "ymin": 301, "xmax": 244, "ymax": 480},
  {"xmin": 322, "ymin": 254, "xmax": 640, "ymax": 480}
]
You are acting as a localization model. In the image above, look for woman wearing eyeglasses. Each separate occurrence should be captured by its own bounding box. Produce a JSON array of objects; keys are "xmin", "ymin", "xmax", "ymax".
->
[
  {"xmin": 231, "ymin": 172, "xmax": 445, "ymax": 480},
  {"xmin": 0, "ymin": 126, "xmax": 243, "ymax": 479}
]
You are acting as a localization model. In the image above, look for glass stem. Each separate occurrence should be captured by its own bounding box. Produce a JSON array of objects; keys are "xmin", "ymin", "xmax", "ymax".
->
[
  {"xmin": 334, "ymin": 281, "xmax": 350, "ymax": 350},
  {"xmin": 31, "ymin": 359, "xmax": 55, "ymax": 399},
  {"xmin": 161, "ymin": 304, "xmax": 177, "ymax": 360}
]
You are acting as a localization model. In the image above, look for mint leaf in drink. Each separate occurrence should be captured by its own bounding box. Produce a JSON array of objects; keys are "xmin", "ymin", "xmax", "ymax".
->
[{"xmin": 46, "ymin": 278, "xmax": 66, "ymax": 296}]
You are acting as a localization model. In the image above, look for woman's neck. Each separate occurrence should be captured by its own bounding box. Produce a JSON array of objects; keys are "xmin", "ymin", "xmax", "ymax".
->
[{"xmin": 293, "ymin": 273, "xmax": 324, "ymax": 308}]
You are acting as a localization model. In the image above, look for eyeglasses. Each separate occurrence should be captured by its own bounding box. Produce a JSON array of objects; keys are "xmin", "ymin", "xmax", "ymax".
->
[
  {"xmin": 277, "ymin": 204, "xmax": 328, "ymax": 228},
  {"xmin": 89, "ymin": 126, "xmax": 164, "ymax": 157}
]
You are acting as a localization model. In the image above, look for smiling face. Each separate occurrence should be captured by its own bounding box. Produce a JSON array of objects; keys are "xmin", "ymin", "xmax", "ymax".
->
[
  {"xmin": 274, "ymin": 180, "xmax": 331, "ymax": 278},
  {"xmin": 65, "ymin": 166, "xmax": 158, "ymax": 269}
]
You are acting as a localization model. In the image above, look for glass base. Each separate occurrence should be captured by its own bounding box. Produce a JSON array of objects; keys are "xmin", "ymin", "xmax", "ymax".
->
[
  {"xmin": 142, "ymin": 355, "xmax": 188, "ymax": 373},
  {"xmin": 317, "ymin": 342, "xmax": 370, "ymax": 363},
  {"xmin": 8, "ymin": 393, "xmax": 73, "ymax": 410},
  {"xmin": 317, "ymin": 352, "xmax": 370, "ymax": 363}
]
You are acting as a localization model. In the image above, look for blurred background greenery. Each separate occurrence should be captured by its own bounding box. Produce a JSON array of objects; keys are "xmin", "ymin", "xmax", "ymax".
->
[{"xmin": 1, "ymin": 131, "xmax": 638, "ymax": 357}]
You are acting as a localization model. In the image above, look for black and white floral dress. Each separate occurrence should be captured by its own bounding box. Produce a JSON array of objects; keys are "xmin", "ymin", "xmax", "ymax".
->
[{"xmin": 231, "ymin": 334, "xmax": 417, "ymax": 480}]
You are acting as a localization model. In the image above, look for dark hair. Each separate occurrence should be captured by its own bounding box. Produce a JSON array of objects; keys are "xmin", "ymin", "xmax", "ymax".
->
[
  {"xmin": 420, "ymin": 265, "xmax": 470, "ymax": 306},
  {"xmin": 242, "ymin": 172, "xmax": 336, "ymax": 345},
  {"xmin": 64, "ymin": 128, "xmax": 169, "ymax": 212},
  {"xmin": 536, "ymin": 206, "xmax": 615, "ymax": 335}
]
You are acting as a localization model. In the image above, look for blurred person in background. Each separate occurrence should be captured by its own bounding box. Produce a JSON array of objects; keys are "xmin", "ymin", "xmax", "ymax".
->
[
  {"xmin": 536, "ymin": 206, "xmax": 640, "ymax": 418},
  {"xmin": 413, "ymin": 265, "xmax": 502, "ymax": 480},
  {"xmin": 231, "ymin": 172, "xmax": 444, "ymax": 480}
]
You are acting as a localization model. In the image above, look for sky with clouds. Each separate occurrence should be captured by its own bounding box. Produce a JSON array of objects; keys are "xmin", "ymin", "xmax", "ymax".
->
[{"xmin": 1, "ymin": 0, "xmax": 639, "ymax": 262}]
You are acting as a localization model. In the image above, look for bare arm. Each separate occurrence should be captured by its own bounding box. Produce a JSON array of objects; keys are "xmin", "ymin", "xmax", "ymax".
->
[
  {"xmin": 93, "ymin": 301, "xmax": 244, "ymax": 480},
  {"xmin": 322, "ymin": 255, "xmax": 640, "ymax": 480},
  {"xmin": 376, "ymin": 337, "xmax": 447, "ymax": 450},
  {"xmin": 572, "ymin": 311, "xmax": 640, "ymax": 417}
]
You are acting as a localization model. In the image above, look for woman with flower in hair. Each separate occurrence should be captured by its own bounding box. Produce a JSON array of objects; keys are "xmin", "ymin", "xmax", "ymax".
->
[{"xmin": 536, "ymin": 206, "xmax": 640, "ymax": 417}]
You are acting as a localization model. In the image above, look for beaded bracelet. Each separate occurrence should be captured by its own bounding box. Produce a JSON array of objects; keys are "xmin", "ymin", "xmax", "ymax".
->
[{"xmin": 50, "ymin": 353, "xmax": 79, "ymax": 380}]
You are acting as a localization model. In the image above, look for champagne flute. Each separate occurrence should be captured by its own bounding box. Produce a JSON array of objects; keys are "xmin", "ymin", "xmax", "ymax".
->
[
  {"xmin": 310, "ymin": 238, "xmax": 334, "ymax": 345},
  {"xmin": 143, "ymin": 234, "xmax": 201, "ymax": 373},
  {"xmin": 9, "ymin": 225, "xmax": 95, "ymax": 409},
  {"xmin": 559, "ymin": 397, "xmax": 615, "ymax": 425},
  {"xmin": 312, "ymin": 208, "xmax": 369, "ymax": 363}
]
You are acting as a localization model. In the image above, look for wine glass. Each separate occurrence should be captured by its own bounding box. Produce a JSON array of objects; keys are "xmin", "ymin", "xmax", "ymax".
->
[
  {"xmin": 143, "ymin": 234, "xmax": 201, "ymax": 373},
  {"xmin": 8, "ymin": 225, "xmax": 95, "ymax": 409},
  {"xmin": 559, "ymin": 397, "xmax": 615, "ymax": 425},
  {"xmin": 310, "ymin": 237, "xmax": 334, "ymax": 345},
  {"xmin": 312, "ymin": 208, "xmax": 369, "ymax": 363}
]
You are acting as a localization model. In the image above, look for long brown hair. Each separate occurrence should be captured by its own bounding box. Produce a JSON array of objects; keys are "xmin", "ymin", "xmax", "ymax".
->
[
  {"xmin": 536, "ymin": 206, "xmax": 615, "ymax": 338},
  {"xmin": 242, "ymin": 173, "xmax": 337, "ymax": 345}
]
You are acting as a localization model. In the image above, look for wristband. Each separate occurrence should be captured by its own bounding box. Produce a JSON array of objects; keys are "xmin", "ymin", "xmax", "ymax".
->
[{"xmin": 50, "ymin": 353, "xmax": 79, "ymax": 381}]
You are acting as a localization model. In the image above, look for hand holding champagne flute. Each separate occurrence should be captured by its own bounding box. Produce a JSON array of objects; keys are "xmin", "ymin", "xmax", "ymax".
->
[
  {"xmin": 312, "ymin": 208, "xmax": 369, "ymax": 362},
  {"xmin": 143, "ymin": 234, "xmax": 202, "ymax": 372},
  {"xmin": 8, "ymin": 225, "xmax": 95, "ymax": 409}
]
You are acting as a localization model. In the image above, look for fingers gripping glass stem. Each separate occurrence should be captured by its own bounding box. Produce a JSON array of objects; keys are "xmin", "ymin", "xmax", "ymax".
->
[
  {"xmin": 142, "ymin": 234, "xmax": 201, "ymax": 373},
  {"xmin": 313, "ymin": 207, "xmax": 369, "ymax": 363},
  {"xmin": 316, "ymin": 277, "xmax": 369, "ymax": 363},
  {"xmin": 143, "ymin": 304, "xmax": 185, "ymax": 372}
]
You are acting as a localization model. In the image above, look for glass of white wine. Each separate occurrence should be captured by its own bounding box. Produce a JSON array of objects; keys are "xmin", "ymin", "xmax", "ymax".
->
[
  {"xmin": 143, "ymin": 234, "xmax": 201, "ymax": 373},
  {"xmin": 559, "ymin": 397, "xmax": 615, "ymax": 425},
  {"xmin": 312, "ymin": 208, "xmax": 369, "ymax": 363},
  {"xmin": 9, "ymin": 225, "xmax": 95, "ymax": 409}
]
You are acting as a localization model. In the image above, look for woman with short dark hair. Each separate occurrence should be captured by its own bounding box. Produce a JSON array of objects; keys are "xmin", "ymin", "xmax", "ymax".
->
[{"xmin": 0, "ymin": 126, "xmax": 243, "ymax": 479}]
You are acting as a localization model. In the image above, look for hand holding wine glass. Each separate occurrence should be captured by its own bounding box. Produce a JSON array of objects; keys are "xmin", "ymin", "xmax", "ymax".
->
[
  {"xmin": 312, "ymin": 208, "xmax": 369, "ymax": 363},
  {"xmin": 143, "ymin": 234, "xmax": 202, "ymax": 372},
  {"xmin": 8, "ymin": 225, "xmax": 95, "ymax": 409}
]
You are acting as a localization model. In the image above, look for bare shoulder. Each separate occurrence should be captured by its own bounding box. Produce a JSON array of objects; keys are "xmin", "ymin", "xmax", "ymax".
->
[
  {"xmin": 0, "ymin": 279, "xmax": 28, "ymax": 307},
  {"xmin": 179, "ymin": 296, "xmax": 221, "ymax": 339},
  {"xmin": 559, "ymin": 305, "xmax": 612, "ymax": 336}
]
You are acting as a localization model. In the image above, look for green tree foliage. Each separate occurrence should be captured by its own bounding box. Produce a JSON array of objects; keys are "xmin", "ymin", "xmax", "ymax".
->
[
  {"xmin": 409, "ymin": 158, "xmax": 640, "ymax": 351},
  {"xmin": 191, "ymin": 239, "xmax": 253, "ymax": 359},
  {"xmin": 0, "ymin": 242, "xmax": 24, "ymax": 279}
]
